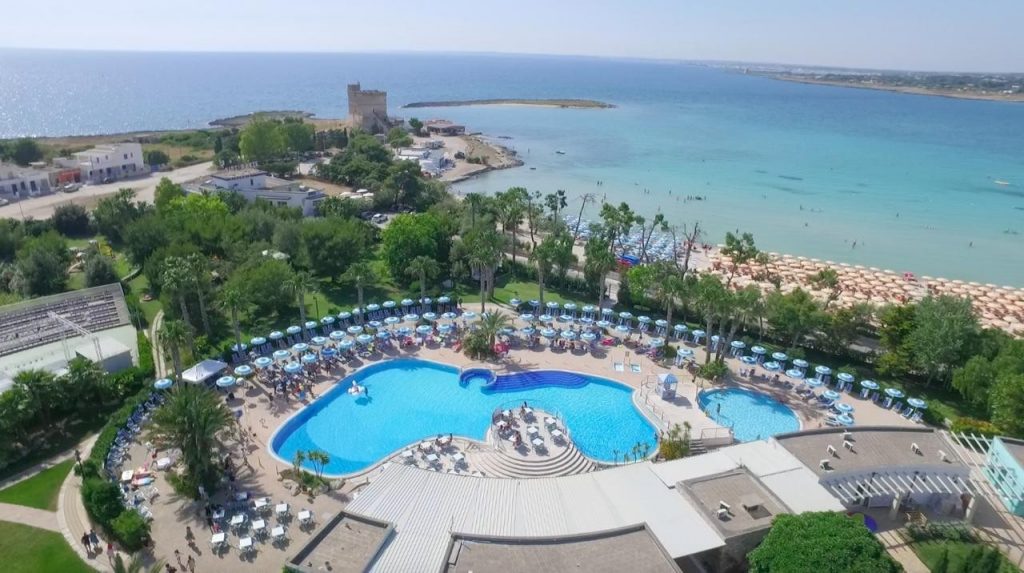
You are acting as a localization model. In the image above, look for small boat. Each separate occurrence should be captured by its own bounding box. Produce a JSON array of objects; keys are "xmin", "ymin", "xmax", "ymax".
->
[
  {"xmin": 555, "ymin": 150, "xmax": 566, "ymax": 155},
  {"xmin": 529, "ymin": 167, "xmax": 536, "ymax": 170},
  {"xmin": 994, "ymin": 180, "xmax": 1010, "ymax": 186}
]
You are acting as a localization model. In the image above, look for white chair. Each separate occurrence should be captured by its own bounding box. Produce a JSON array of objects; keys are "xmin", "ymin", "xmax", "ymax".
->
[{"xmin": 239, "ymin": 536, "xmax": 255, "ymax": 555}]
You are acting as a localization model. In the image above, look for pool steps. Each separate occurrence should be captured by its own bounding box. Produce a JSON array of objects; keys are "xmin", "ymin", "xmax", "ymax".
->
[{"xmin": 471, "ymin": 442, "xmax": 595, "ymax": 478}]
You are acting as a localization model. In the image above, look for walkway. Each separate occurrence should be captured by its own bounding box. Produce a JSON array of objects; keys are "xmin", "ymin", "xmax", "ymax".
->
[
  {"xmin": 0, "ymin": 502, "xmax": 60, "ymax": 532},
  {"xmin": 875, "ymin": 529, "xmax": 929, "ymax": 573}
]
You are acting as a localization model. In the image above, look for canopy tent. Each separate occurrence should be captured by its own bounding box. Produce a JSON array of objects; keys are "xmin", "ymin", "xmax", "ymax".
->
[{"xmin": 181, "ymin": 359, "xmax": 228, "ymax": 384}]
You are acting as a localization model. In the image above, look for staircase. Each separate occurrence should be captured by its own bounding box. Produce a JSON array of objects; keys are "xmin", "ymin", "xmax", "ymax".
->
[
  {"xmin": 470, "ymin": 443, "xmax": 595, "ymax": 478},
  {"xmin": 487, "ymin": 370, "xmax": 590, "ymax": 393}
]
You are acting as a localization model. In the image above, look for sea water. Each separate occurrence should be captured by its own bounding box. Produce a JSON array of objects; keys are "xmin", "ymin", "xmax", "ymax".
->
[{"xmin": 1, "ymin": 50, "xmax": 1022, "ymax": 283}]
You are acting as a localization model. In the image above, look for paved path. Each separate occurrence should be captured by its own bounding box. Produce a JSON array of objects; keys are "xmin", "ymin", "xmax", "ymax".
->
[
  {"xmin": 876, "ymin": 529, "xmax": 929, "ymax": 573},
  {"xmin": 0, "ymin": 502, "xmax": 60, "ymax": 532},
  {"xmin": 57, "ymin": 434, "xmax": 116, "ymax": 572}
]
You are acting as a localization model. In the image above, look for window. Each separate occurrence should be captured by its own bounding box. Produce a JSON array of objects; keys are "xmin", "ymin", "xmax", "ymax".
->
[
  {"xmin": 124, "ymin": 154, "xmax": 128, "ymax": 160},
  {"xmin": 30, "ymin": 181, "xmax": 37, "ymax": 191}
]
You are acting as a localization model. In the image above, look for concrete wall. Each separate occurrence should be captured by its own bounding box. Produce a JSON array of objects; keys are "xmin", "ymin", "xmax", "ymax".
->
[
  {"xmin": 72, "ymin": 143, "xmax": 145, "ymax": 183},
  {"xmin": 347, "ymin": 83, "xmax": 388, "ymax": 133}
]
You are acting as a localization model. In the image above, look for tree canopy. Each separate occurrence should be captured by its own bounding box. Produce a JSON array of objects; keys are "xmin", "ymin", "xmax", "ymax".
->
[{"xmin": 747, "ymin": 512, "xmax": 900, "ymax": 573}]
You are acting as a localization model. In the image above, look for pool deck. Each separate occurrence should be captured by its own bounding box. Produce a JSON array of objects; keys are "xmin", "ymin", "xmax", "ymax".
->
[{"xmin": 121, "ymin": 327, "xmax": 916, "ymax": 572}]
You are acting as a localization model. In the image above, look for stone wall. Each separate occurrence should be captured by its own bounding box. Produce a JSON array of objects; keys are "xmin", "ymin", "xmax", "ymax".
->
[{"xmin": 347, "ymin": 83, "xmax": 389, "ymax": 133}]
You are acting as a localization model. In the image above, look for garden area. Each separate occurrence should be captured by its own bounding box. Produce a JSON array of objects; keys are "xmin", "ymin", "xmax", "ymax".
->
[
  {"xmin": 0, "ymin": 522, "xmax": 92, "ymax": 573},
  {"xmin": 0, "ymin": 459, "xmax": 74, "ymax": 511}
]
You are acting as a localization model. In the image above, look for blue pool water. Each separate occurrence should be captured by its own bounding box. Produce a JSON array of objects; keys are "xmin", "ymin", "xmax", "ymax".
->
[
  {"xmin": 271, "ymin": 359, "xmax": 656, "ymax": 475},
  {"xmin": 698, "ymin": 388, "xmax": 800, "ymax": 442}
]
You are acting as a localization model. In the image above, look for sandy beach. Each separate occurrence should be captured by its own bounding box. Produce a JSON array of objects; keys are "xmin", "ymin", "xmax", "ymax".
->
[
  {"xmin": 403, "ymin": 98, "xmax": 614, "ymax": 109},
  {"xmin": 771, "ymin": 75, "xmax": 1024, "ymax": 103},
  {"xmin": 412, "ymin": 133, "xmax": 523, "ymax": 183}
]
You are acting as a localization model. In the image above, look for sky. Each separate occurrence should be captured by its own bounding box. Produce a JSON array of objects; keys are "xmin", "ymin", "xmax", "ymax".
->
[{"xmin": 3, "ymin": 0, "xmax": 1022, "ymax": 72}]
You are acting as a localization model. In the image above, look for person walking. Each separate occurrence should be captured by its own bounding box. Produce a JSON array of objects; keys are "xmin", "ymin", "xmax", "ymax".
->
[
  {"xmin": 186, "ymin": 555, "xmax": 196, "ymax": 573},
  {"xmin": 81, "ymin": 532, "xmax": 92, "ymax": 556}
]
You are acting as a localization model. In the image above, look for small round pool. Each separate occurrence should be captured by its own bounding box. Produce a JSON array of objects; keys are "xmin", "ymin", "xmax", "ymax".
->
[{"xmin": 698, "ymin": 387, "xmax": 799, "ymax": 442}]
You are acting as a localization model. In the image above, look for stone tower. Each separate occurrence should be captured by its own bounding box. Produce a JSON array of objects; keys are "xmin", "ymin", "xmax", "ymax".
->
[{"xmin": 347, "ymin": 83, "xmax": 389, "ymax": 134}]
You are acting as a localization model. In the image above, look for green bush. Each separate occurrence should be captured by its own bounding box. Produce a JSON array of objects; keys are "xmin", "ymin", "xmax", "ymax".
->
[
  {"xmin": 110, "ymin": 510, "xmax": 149, "ymax": 551},
  {"xmin": 81, "ymin": 478, "xmax": 123, "ymax": 524},
  {"xmin": 950, "ymin": 417, "xmax": 998, "ymax": 438},
  {"xmin": 748, "ymin": 512, "xmax": 900, "ymax": 573},
  {"xmin": 462, "ymin": 332, "xmax": 494, "ymax": 360},
  {"xmin": 136, "ymin": 332, "xmax": 154, "ymax": 377}
]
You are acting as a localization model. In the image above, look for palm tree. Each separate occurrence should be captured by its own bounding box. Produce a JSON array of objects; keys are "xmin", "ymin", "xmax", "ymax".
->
[
  {"xmin": 186, "ymin": 254, "xmax": 212, "ymax": 335},
  {"xmin": 584, "ymin": 237, "xmax": 617, "ymax": 311},
  {"xmin": 550, "ymin": 232, "xmax": 577, "ymax": 285},
  {"xmin": 159, "ymin": 319, "xmax": 190, "ymax": 381},
  {"xmin": 529, "ymin": 235, "xmax": 559, "ymax": 309},
  {"xmin": 342, "ymin": 261, "xmax": 376, "ymax": 316},
  {"xmin": 479, "ymin": 311, "xmax": 511, "ymax": 349},
  {"xmin": 464, "ymin": 229, "xmax": 503, "ymax": 313},
  {"xmin": 694, "ymin": 274, "xmax": 731, "ymax": 365},
  {"xmin": 286, "ymin": 270, "xmax": 316, "ymax": 326},
  {"xmin": 219, "ymin": 287, "xmax": 246, "ymax": 354},
  {"xmin": 112, "ymin": 554, "xmax": 165, "ymax": 573},
  {"xmin": 496, "ymin": 188, "xmax": 526, "ymax": 267},
  {"xmin": 306, "ymin": 449, "xmax": 330, "ymax": 480},
  {"xmin": 292, "ymin": 450, "xmax": 306, "ymax": 475},
  {"xmin": 161, "ymin": 261, "xmax": 192, "ymax": 329},
  {"xmin": 464, "ymin": 192, "xmax": 485, "ymax": 227},
  {"xmin": 719, "ymin": 285, "xmax": 762, "ymax": 360},
  {"xmin": 13, "ymin": 369, "xmax": 60, "ymax": 428},
  {"xmin": 405, "ymin": 256, "xmax": 440, "ymax": 313},
  {"xmin": 147, "ymin": 384, "xmax": 233, "ymax": 497}
]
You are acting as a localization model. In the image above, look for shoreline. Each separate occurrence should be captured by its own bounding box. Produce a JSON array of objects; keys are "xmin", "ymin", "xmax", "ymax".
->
[
  {"xmin": 768, "ymin": 75, "xmax": 1024, "ymax": 103},
  {"xmin": 403, "ymin": 98, "xmax": 615, "ymax": 109}
]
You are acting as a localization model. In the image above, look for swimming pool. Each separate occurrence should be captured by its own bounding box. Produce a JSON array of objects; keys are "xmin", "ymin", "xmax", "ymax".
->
[
  {"xmin": 271, "ymin": 359, "xmax": 656, "ymax": 475},
  {"xmin": 698, "ymin": 387, "xmax": 800, "ymax": 442}
]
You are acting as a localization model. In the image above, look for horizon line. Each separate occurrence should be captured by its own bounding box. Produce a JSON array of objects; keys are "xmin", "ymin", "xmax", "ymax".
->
[{"xmin": 1, "ymin": 46, "xmax": 1021, "ymax": 76}]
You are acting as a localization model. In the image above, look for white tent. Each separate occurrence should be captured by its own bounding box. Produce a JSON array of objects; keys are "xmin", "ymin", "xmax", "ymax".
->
[{"xmin": 181, "ymin": 359, "xmax": 228, "ymax": 384}]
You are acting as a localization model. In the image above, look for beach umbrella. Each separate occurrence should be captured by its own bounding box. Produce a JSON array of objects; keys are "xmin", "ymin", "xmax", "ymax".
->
[
  {"xmin": 519, "ymin": 313, "xmax": 535, "ymax": 322},
  {"xmin": 329, "ymin": 330, "xmax": 346, "ymax": 341},
  {"xmin": 383, "ymin": 300, "xmax": 397, "ymax": 311},
  {"xmin": 438, "ymin": 323, "xmax": 453, "ymax": 333},
  {"xmin": 269, "ymin": 331, "xmax": 284, "ymax": 341},
  {"xmin": 320, "ymin": 316, "xmax": 335, "ymax": 326},
  {"xmin": 301, "ymin": 353, "xmax": 318, "ymax": 364},
  {"xmin": 216, "ymin": 376, "xmax": 236, "ymax": 389},
  {"xmin": 578, "ymin": 317, "xmax": 594, "ymax": 325},
  {"xmin": 601, "ymin": 308, "xmax": 614, "ymax": 316},
  {"xmin": 321, "ymin": 347, "xmax": 337, "ymax": 357},
  {"xmin": 751, "ymin": 345, "xmax": 766, "ymax": 355},
  {"xmin": 286, "ymin": 325, "xmax": 302, "ymax": 335},
  {"xmin": 529, "ymin": 300, "xmax": 540, "ymax": 308},
  {"xmin": 253, "ymin": 356, "xmax": 273, "ymax": 369},
  {"xmin": 559, "ymin": 313, "xmax": 574, "ymax": 322},
  {"xmin": 283, "ymin": 362, "xmax": 303, "ymax": 374},
  {"xmin": 596, "ymin": 320, "xmax": 612, "ymax": 328},
  {"xmin": 154, "ymin": 378, "xmax": 173, "ymax": 390},
  {"xmin": 730, "ymin": 340, "xmax": 746, "ymax": 350},
  {"xmin": 805, "ymin": 377, "xmax": 824, "ymax": 388},
  {"xmin": 500, "ymin": 326, "xmax": 516, "ymax": 336},
  {"xmin": 884, "ymin": 388, "xmax": 905, "ymax": 399},
  {"xmin": 462, "ymin": 311, "xmax": 478, "ymax": 320},
  {"xmin": 397, "ymin": 327, "xmax": 412, "ymax": 337},
  {"xmin": 822, "ymin": 389, "xmax": 841, "ymax": 401},
  {"xmin": 366, "ymin": 303, "xmax": 380, "ymax": 313},
  {"xmin": 561, "ymin": 329, "xmax": 577, "ymax": 339},
  {"xmin": 649, "ymin": 337, "xmax": 665, "ymax": 347},
  {"xmin": 421, "ymin": 297, "xmax": 433, "ymax": 307},
  {"xmin": 860, "ymin": 380, "xmax": 879, "ymax": 390},
  {"xmin": 441, "ymin": 312, "xmax": 458, "ymax": 320},
  {"xmin": 310, "ymin": 336, "xmax": 327, "ymax": 346},
  {"xmin": 351, "ymin": 307, "xmax": 363, "ymax": 317},
  {"xmin": 637, "ymin": 316, "xmax": 651, "ymax": 324},
  {"xmin": 337, "ymin": 312, "xmax": 352, "ymax": 321},
  {"xmin": 907, "ymin": 398, "xmax": 928, "ymax": 409},
  {"xmin": 347, "ymin": 325, "xmax": 363, "ymax": 334},
  {"xmin": 538, "ymin": 314, "xmax": 554, "ymax": 322},
  {"xmin": 771, "ymin": 351, "xmax": 788, "ymax": 362},
  {"xmin": 509, "ymin": 297, "xmax": 522, "ymax": 308},
  {"xmin": 785, "ymin": 368, "xmax": 804, "ymax": 379},
  {"xmin": 233, "ymin": 365, "xmax": 254, "ymax": 377},
  {"xmin": 273, "ymin": 349, "xmax": 291, "ymax": 361},
  {"xmin": 304, "ymin": 320, "xmax": 318, "ymax": 330},
  {"xmin": 655, "ymin": 319, "xmax": 669, "ymax": 328},
  {"xmin": 837, "ymin": 372, "xmax": 855, "ymax": 384},
  {"xmin": 581, "ymin": 332, "xmax": 597, "ymax": 342},
  {"xmin": 563, "ymin": 302, "xmax": 577, "ymax": 312},
  {"xmin": 815, "ymin": 365, "xmax": 832, "ymax": 376},
  {"xmin": 618, "ymin": 311, "xmax": 633, "ymax": 320},
  {"xmin": 416, "ymin": 325, "xmax": 433, "ymax": 335},
  {"xmin": 582, "ymin": 305, "xmax": 595, "ymax": 314},
  {"xmin": 677, "ymin": 348, "xmax": 695, "ymax": 358},
  {"xmin": 250, "ymin": 336, "xmax": 267, "ymax": 347},
  {"xmin": 368, "ymin": 320, "xmax": 383, "ymax": 329},
  {"xmin": 520, "ymin": 327, "xmax": 536, "ymax": 336},
  {"xmin": 674, "ymin": 324, "xmax": 688, "ymax": 334},
  {"xmin": 437, "ymin": 296, "xmax": 451, "ymax": 304},
  {"xmin": 231, "ymin": 342, "xmax": 247, "ymax": 353},
  {"xmin": 423, "ymin": 312, "xmax": 438, "ymax": 321},
  {"xmin": 792, "ymin": 358, "xmax": 809, "ymax": 369},
  {"xmin": 540, "ymin": 328, "xmax": 557, "ymax": 338},
  {"xmin": 546, "ymin": 301, "xmax": 560, "ymax": 311},
  {"xmin": 356, "ymin": 333, "xmax": 374, "ymax": 344},
  {"xmin": 403, "ymin": 313, "xmax": 420, "ymax": 323},
  {"xmin": 835, "ymin": 414, "xmax": 855, "ymax": 426},
  {"xmin": 834, "ymin": 402, "xmax": 854, "ymax": 414},
  {"xmin": 615, "ymin": 324, "xmax": 631, "ymax": 333},
  {"xmin": 401, "ymin": 298, "xmax": 414, "ymax": 307},
  {"xmin": 384, "ymin": 316, "xmax": 401, "ymax": 326},
  {"xmin": 691, "ymin": 329, "xmax": 706, "ymax": 341},
  {"xmin": 339, "ymin": 339, "xmax": 355, "ymax": 350},
  {"xmin": 292, "ymin": 342, "xmax": 309, "ymax": 353},
  {"xmin": 762, "ymin": 361, "xmax": 781, "ymax": 371}
]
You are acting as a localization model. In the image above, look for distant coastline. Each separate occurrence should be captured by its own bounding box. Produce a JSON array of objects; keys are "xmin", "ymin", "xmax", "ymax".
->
[
  {"xmin": 403, "ymin": 98, "xmax": 615, "ymax": 109},
  {"xmin": 768, "ymin": 75, "xmax": 1024, "ymax": 103}
]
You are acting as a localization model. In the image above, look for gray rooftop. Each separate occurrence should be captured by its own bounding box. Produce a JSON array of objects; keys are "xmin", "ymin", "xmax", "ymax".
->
[
  {"xmin": 445, "ymin": 526, "xmax": 682, "ymax": 573},
  {"xmin": 678, "ymin": 470, "xmax": 790, "ymax": 538},
  {"xmin": 210, "ymin": 167, "xmax": 266, "ymax": 179},
  {"xmin": 999, "ymin": 438, "xmax": 1024, "ymax": 470},
  {"xmin": 775, "ymin": 426, "xmax": 961, "ymax": 477},
  {"xmin": 288, "ymin": 513, "xmax": 392, "ymax": 573}
]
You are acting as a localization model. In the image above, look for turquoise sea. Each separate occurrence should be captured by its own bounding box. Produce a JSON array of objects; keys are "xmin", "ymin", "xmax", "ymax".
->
[{"xmin": 1, "ymin": 50, "xmax": 1022, "ymax": 284}]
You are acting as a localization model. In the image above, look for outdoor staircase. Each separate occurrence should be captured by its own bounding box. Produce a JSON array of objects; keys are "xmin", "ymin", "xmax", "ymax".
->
[
  {"xmin": 486, "ymin": 371, "xmax": 590, "ymax": 392},
  {"xmin": 470, "ymin": 443, "xmax": 595, "ymax": 478},
  {"xmin": 688, "ymin": 438, "xmax": 708, "ymax": 456}
]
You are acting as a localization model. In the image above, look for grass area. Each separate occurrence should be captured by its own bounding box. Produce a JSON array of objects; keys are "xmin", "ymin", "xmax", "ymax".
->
[
  {"xmin": 142, "ymin": 142, "xmax": 215, "ymax": 167},
  {"xmin": 915, "ymin": 541, "xmax": 1017, "ymax": 572},
  {"xmin": 0, "ymin": 416, "xmax": 106, "ymax": 482},
  {"xmin": 461, "ymin": 279, "xmax": 580, "ymax": 308},
  {"xmin": 126, "ymin": 274, "xmax": 161, "ymax": 325},
  {"xmin": 0, "ymin": 521, "xmax": 93, "ymax": 573},
  {"xmin": 0, "ymin": 459, "xmax": 74, "ymax": 511}
]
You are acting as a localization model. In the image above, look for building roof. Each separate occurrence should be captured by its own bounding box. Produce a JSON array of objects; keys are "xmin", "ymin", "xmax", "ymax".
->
[
  {"xmin": 74, "ymin": 336, "xmax": 131, "ymax": 362},
  {"xmin": 678, "ymin": 470, "xmax": 790, "ymax": 538},
  {"xmin": 997, "ymin": 437, "xmax": 1024, "ymax": 470},
  {"xmin": 445, "ymin": 525, "xmax": 682, "ymax": 573},
  {"xmin": 210, "ymin": 167, "xmax": 267, "ymax": 180},
  {"xmin": 181, "ymin": 359, "xmax": 227, "ymax": 384},
  {"xmin": 288, "ymin": 513, "xmax": 393, "ymax": 573}
]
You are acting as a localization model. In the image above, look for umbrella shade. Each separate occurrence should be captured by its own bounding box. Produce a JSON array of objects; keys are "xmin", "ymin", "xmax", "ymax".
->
[
  {"xmin": 596, "ymin": 320, "xmax": 612, "ymax": 328},
  {"xmin": 421, "ymin": 297, "xmax": 432, "ymax": 305},
  {"xmin": 907, "ymin": 398, "xmax": 928, "ymax": 409},
  {"xmin": 423, "ymin": 313, "xmax": 437, "ymax": 321},
  {"xmin": 416, "ymin": 325, "xmax": 433, "ymax": 335},
  {"xmin": 615, "ymin": 325, "xmax": 630, "ymax": 333},
  {"xmin": 601, "ymin": 308, "xmax": 614, "ymax": 315},
  {"xmin": 692, "ymin": 329, "xmax": 706, "ymax": 337},
  {"xmin": 710, "ymin": 335, "xmax": 720, "ymax": 344},
  {"xmin": 253, "ymin": 357, "xmax": 273, "ymax": 368},
  {"xmin": 310, "ymin": 336, "xmax": 327, "ymax": 346},
  {"xmin": 834, "ymin": 402, "xmax": 854, "ymax": 414},
  {"xmin": 366, "ymin": 303, "xmax": 380, "ymax": 311},
  {"xmin": 520, "ymin": 327, "xmax": 536, "ymax": 336},
  {"xmin": 396, "ymin": 327, "xmax": 412, "ymax": 336},
  {"xmin": 250, "ymin": 337, "xmax": 267, "ymax": 346},
  {"xmin": 582, "ymin": 305, "xmax": 595, "ymax": 313},
  {"xmin": 815, "ymin": 365, "xmax": 832, "ymax": 375},
  {"xmin": 337, "ymin": 312, "xmax": 352, "ymax": 320},
  {"xmin": 292, "ymin": 343, "xmax": 309, "ymax": 353},
  {"xmin": 860, "ymin": 380, "xmax": 879, "ymax": 390},
  {"xmin": 509, "ymin": 297, "xmax": 521, "ymax": 307},
  {"xmin": 618, "ymin": 311, "xmax": 633, "ymax": 319},
  {"xmin": 538, "ymin": 314, "xmax": 554, "ymax": 322},
  {"xmin": 546, "ymin": 301, "xmax": 560, "ymax": 309},
  {"xmin": 301, "ymin": 353, "xmax": 318, "ymax": 364},
  {"xmin": 347, "ymin": 325, "xmax": 364, "ymax": 334},
  {"xmin": 519, "ymin": 313, "xmax": 535, "ymax": 322},
  {"xmin": 637, "ymin": 316, "xmax": 651, "ymax": 323},
  {"xmin": 740, "ymin": 356, "xmax": 757, "ymax": 364},
  {"xmin": 404, "ymin": 314, "xmax": 420, "ymax": 322},
  {"xmin": 304, "ymin": 321, "xmax": 318, "ymax": 330},
  {"xmin": 674, "ymin": 324, "xmax": 688, "ymax": 332},
  {"xmin": 730, "ymin": 340, "xmax": 746, "ymax": 349},
  {"xmin": 751, "ymin": 346, "xmax": 766, "ymax": 355},
  {"xmin": 462, "ymin": 312, "xmax": 478, "ymax": 320},
  {"xmin": 384, "ymin": 316, "xmax": 401, "ymax": 325},
  {"xmin": 351, "ymin": 307, "xmax": 362, "ymax": 315},
  {"xmin": 805, "ymin": 378, "xmax": 824, "ymax": 388},
  {"xmin": 233, "ymin": 365, "xmax": 254, "ymax": 377},
  {"xmin": 438, "ymin": 324, "xmax": 453, "ymax": 333},
  {"xmin": 835, "ymin": 414, "xmax": 855, "ymax": 426},
  {"xmin": 677, "ymin": 348, "xmax": 695, "ymax": 358},
  {"xmin": 563, "ymin": 303, "xmax": 577, "ymax": 311},
  {"xmin": 269, "ymin": 331, "xmax": 284, "ymax": 340},
  {"xmin": 792, "ymin": 359, "xmax": 809, "ymax": 368},
  {"xmin": 771, "ymin": 351, "xmax": 788, "ymax": 362},
  {"xmin": 581, "ymin": 332, "xmax": 597, "ymax": 342},
  {"xmin": 559, "ymin": 314, "xmax": 574, "ymax": 322},
  {"xmin": 500, "ymin": 327, "xmax": 516, "ymax": 335},
  {"xmin": 216, "ymin": 376, "xmax": 236, "ymax": 388},
  {"xmin": 154, "ymin": 378, "xmax": 173, "ymax": 390},
  {"xmin": 785, "ymin": 368, "xmax": 804, "ymax": 379},
  {"xmin": 529, "ymin": 300, "xmax": 540, "ymax": 307},
  {"xmin": 655, "ymin": 319, "xmax": 669, "ymax": 327},
  {"xmin": 273, "ymin": 350, "xmax": 291, "ymax": 361},
  {"xmin": 356, "ymin": 334, "xmax": 374, "ymax": 344},
  {"xmin": 283, "ymin": 362, "xmax": 303, "ymax": 374},
  {"xmin": 320, "ymin": 316, "xmax": 335, "ymax": 325},
  {"xmin": 578, "ymin": 317, "xmax": 594, "ymax": 325},
  {"xmin": 837, "ymin": 372, "xmax": 856, "ymax": 383},
  {"xmin": 231, "ymin": 342, "xmax": 247, "ymax": 352},
  {"xmin": 401, "ymin": 298, "xmax": 415, "ymax": 306},
  {"xmin": 437, "ymin": 296, "xmax": 451, "ymax": 304},
  {"xmin": 561, "ymin": 330, "xmax": 577, "ymax": 339},
  {"xmin": 383, "ymin": 301, "xmax": 397, "ymax": 308},
  {"xmin": 367, "ymin": 320, "xmax": 382, "ymax": 329},
  {"xmin": 822, "ymin": 390, "xmax": 841, "ymax": 401},
  {"xmin": 321, "ymin": 347, "xmax": 338, "ymax": 356},
  {"xmin": 762, "ymin": 361, "xmax": 781, "ymax": 371},
  {"xmin": 329, "ymin": 330, "xmax": 346, "ymax": 340},
  {"xmin": 540, "ymin": 328, "xmax": 557, "ymax": 338},
  {"xmin": 339, "ymin": 339, "xmax": 355, "ymax": 349},
  {"xmin": 286, "ymin": 326, "xmax": 302, "ymax": 335},
  {"xmin": 376, "ymin": 331, "xmax": 391, "ymax": 339},
  {"xmin": 649, "ymin": 337, "xmax": 665, "ymax": 347},
  {"xmin": 441, "ymin": 312, "xmax": 457, "ymax": 320}
]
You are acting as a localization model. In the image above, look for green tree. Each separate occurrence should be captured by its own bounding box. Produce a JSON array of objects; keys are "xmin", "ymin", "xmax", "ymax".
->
[
  {"xmin": 12, "ymin": 369, "xmax": 61, "ymax": 427},
  {"xmin": 84, "ymin": 250, "xmax": 118, "ymax": 286},
  {"xmin": 219, "ymin": 287, "xmax": 246, "ymax": 356},
  {"xmin": 144, "ymin": 149, "xmax": 170, "ymax": 167},
  {"xmin": 121, "ymin": 214, "xmax": 169, "ymax": 267},
  {"xmin": 907, "ymin": 295, "xmax": 980, "ymax": 385},
  {"xmin": 305, "ymin": 449, "xmax": 330, "ymax": 480},
  {"xmin": 765, "ymin": 288, "xmax": 823, "ymax": 348},
  {"xmin": 544, "ymin": 189, "xmax": 568, "ymax": 221},
  {"xmin": 342, "ymin": 261, "xmax": 377, "ymax": 315},
  {"xmin": 301, "ymin": 217, "xmax": 372, "ymax": 280},
  {"xmin": 51, "ymin": 203, "xmax": 92, "ymax": 236},
  {"xmin": 112, "ymin": 553, "xmax": 165, "ymax": 573},
  {"xmin": 185, "ymin": 253, "xmax": 212, "ymax": 335},
  {"xmin": 153, "ymin": 177, "xmax": 185, "ymax": 211},
  {"xmin": 991, "ymin": 373, "xmax": 1024, "ymax": 437},
  {"xmin": 386, "ymin": 126, "xmax": 413, "ymax": 148},
  {"xmin": 16, "ymin": 231, "xmax": 70, "ymax": 296},
  {"xmin": 239, "ymin": 117, "xmax": 286, "ymax": 163},
  {"xmin": 658, "ymin": 423, "xmax": 690, "ymax": 460},
  {"xmin": 747, "ymin": 512, "xmax": 899, "ymax": 573},
  {"xmin": 694, "ymin": 274, "xmax": 731, "ymax": 364},
  {"xmin": 406, "ymin": 256, "xmax": 440, "ymax": 312},
  {"xmin": 379, "ymin": 213, "xmax": 446, "ymax": 279},
  {"xmin": 223, "ymin": 258, "xmax": 294, "ymax": 317},
  {"xmin": 9, "ymin": 138, "xmax": 43, "ymax": 166},
  {"xmin": 598, "ymin": 202, "xmax": 642, "ymax": 253},
  {"xmin": 877, "ymin": 303, "xmax": 917, "ymax": 378},
  {"xmin": 464, "ymin": 193, "xmax": 486, "ymax": 228},
  {"xmin": 384, "ymin": 160, "xmax": 426, "ymax": 208},
  {"xmin": 159, "ymin": 319, "xmax": 190, "ymax": 381},
  {"xmin": 408, "ymin": 118, "xmax": 424, "ymax": 136},
  {"xmin": 147, "ymin": 384, "xmax": 233, "ymax": 497},
  {"xmin": 161, "ymin": 260, "xmax": 193, "ymax": 328},
  {"xmin": 279, "ymin": 120, "xmax": 315, "ymax": 153},
  {"xmin": 495, "ymin": 187, "xmax": 527, "ymax": 266},
  {"xmin": 809, "ymin": 267, "xmax": 842, "ymax": 310},
  {"xmin": 479, "ymin": 311, "xmax": 511, "ymax": 349},
  {"xmin": 529, "ymin": 233, "xmax": 560, "ymax": 309},
  {"xmin": 932, "ymin": 547, "xmax": 950, "ymax": 573},
  {"xmin": 584, "ymin": 237, "xmax": 618, "ymax": 310},
  {"xmin": 286, "ymin": 270, "xmax": 316, "ymax": 326},
  {"xmin": 93, "ymin": 188, "xmax": 147, "ymax": 244},
  {"xmin": 721, "ymin": 231, "xmax": 769, "ymax": 287},
  {"xmin": 462, "ymin": 227, "xmax": 503, "ymax": 313}
]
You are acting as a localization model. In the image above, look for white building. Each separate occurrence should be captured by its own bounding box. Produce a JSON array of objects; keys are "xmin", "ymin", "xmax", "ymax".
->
[
  {"xmin": 0, "ymin": 162, "xmax": 54, "ymax": 199},
  {"xmin": 55, "ymin": 143, "xmax": 145, "ymax": 184},
  {"xmin": 192, "ymin": 167, "xmax": 326, "ymax": 217}
]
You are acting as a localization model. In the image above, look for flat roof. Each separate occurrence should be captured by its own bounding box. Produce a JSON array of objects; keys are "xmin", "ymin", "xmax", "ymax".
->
[
  {"xmin": 998, "ymin": 438, "xmax": 1024, "ymax": 469},
  {"xmin": 445, "ymin": 526, "xmax": 682, "ymax": 573},
  {"xmin": 775, "ymin": 426, "xmax": 962, "ymax": 477},
  {"xmin": 678, "ymin": 470, "xmax": 789, "ymax": 538},
  {"xmin": 288, "ymin": 513, "xmax": 392, "ymax": 573},
  {"xmin": 210, "ymin": 167, "xmax": 266, "ymax": 180}
]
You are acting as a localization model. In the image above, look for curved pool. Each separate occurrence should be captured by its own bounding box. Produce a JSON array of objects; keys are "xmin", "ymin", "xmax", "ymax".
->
[
  {"xmin": 271, "ymin": 359, "xmax": 656, "ymax": 475},
  {"xmin": 698, "ymin": 387, "xmax": 800, "ymax": 442}
]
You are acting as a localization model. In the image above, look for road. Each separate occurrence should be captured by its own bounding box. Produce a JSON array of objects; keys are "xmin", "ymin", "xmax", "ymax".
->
[{"xmin": 0, "ymin": 162, "xmax": 213, "ymax": 220}]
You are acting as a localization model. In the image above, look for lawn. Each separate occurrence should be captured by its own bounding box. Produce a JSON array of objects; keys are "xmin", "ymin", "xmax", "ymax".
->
[
  {"xmin": 915, "ymin": 541, "xmax": 1017, "ymax": 572},
  {"xmin": 0, "ymin": 459, "xmax": 74, "ymax": 511},
  {"xmin": 126, "ymin": 274, "xmax": 161, "ymax": 325},
  {"xmin": 0, "ymin": 521, "xmax": 93, "ymax": 573}
]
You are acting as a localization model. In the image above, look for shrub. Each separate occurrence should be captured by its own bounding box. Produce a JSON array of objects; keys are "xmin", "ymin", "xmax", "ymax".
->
[
  {"xmin": 748, "ymin": 512, "xmax": 900, "ymax": 573},
  {"xmin": 462, "ymin": 332, "xmax": 494, "ymax": 360},
  {"xmin": 81, "ymin": 478, "xmax": 124, "ymax": 523},
  {"xmin": 110, "ymin": 509, "xmax": 150, "ymax": 551},
  {"xmin": 950, "ymin": 417, "xmax": 997, "ymax": 438}
]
